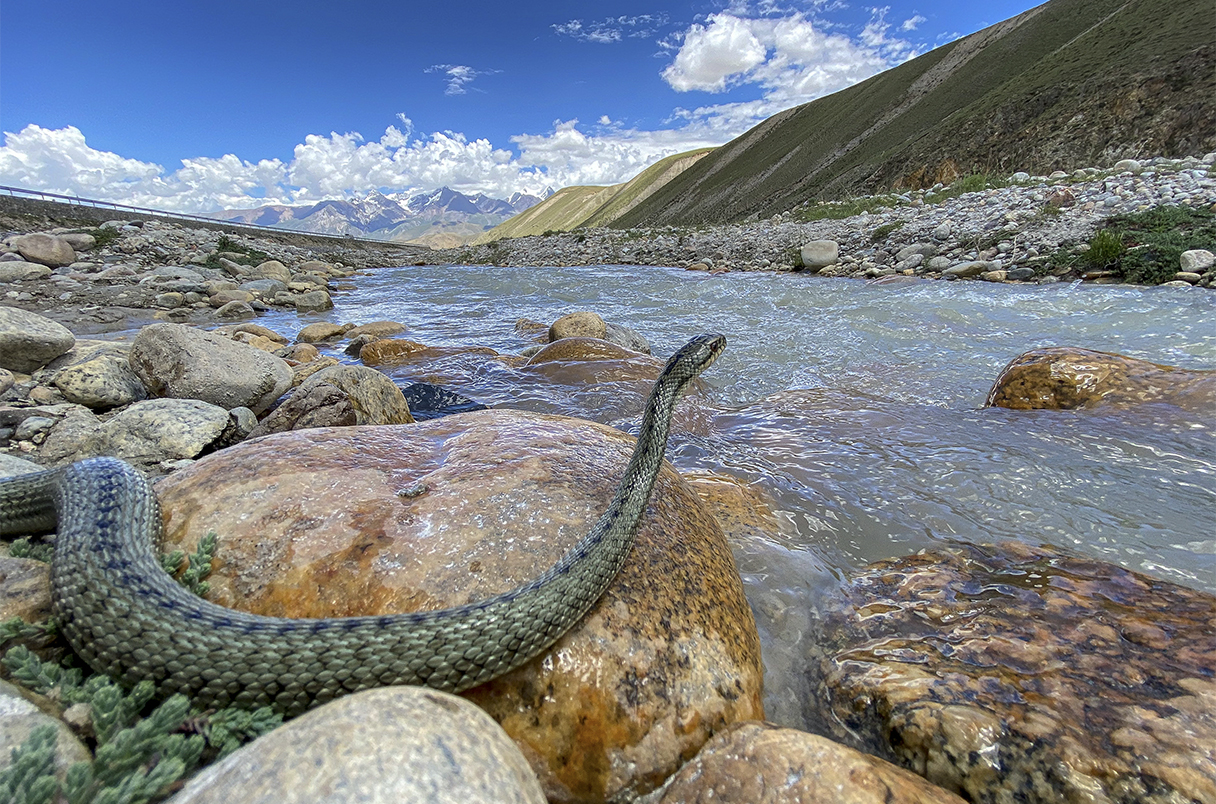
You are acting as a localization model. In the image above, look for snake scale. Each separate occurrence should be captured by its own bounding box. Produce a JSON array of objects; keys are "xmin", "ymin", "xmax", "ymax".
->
[{"xmin": 0, "ymin": 333, "xmax": 726, "ymax": 716}]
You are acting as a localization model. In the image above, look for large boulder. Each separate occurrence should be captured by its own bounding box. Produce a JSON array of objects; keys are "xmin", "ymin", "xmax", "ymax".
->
[
  {"xmin": 166, "ymin": 688, "xmax": 544, "ymax": 804},
  {"xmin": 808, "ymin": 541, "xmax": 1216, "ymax": 804},
  {"xmin": 0, "ymin": 261, "xmax": 53, "ymax": 282},
  {"xmin": 985, "ymin": 347, "xmax": 1216, "ymax": 411},
  {"xmin": 648, "ymin": 722, "xmax": 966, "ymax": 804},
  {"xmin": 11, "ymin": 233, "xmax": 76, "ymax": 268},
  {"xmin": 799, "ymin": 240, "xmax": 839, "ymax": 271},
  {"xmin": 130, "ymin": 323, "xmax": 293, "ymax": 414},
  {"xmin": 82, "ymin": 398, "xmax": 230, "ymax": 464},
  {"xmin": 155, "ymin": 411, "xmax": 764, "ymax": 802},
  {"xmin": 0, "ymin": 307, "xmax": 75, "ymax": 373},
  {"xmin": 549, "ymin": 311, "xmax": 607, "ymax": 341},
  {"xmin": 52, "ymin": 353, "xmax": 148, "ymax": 409},
  {"xmin": 293, "ymin": 364, "xmax": 414, "ymax": 425}
]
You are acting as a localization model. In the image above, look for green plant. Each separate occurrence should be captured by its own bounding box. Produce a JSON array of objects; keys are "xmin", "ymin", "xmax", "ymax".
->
[
  {"xmin": 85, "ymin": 227, "xmax": 122, "ymax": 249},
  {"xmin": 870, "ymin": 221, "xmax": 904, "ymax": 242},
  {"xmin": 159, "ymin": 531, "xmax": 217, "ymax": 598},
  {"xmin": 1081, "ymin": 229, "xmax": 1126, "ymax": 268},
  {"xmin": 9, "ymin": 537, "xmax": 54, "ymax": 563}
]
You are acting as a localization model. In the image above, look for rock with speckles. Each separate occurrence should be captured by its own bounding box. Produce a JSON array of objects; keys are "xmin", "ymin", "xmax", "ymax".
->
[
  {"xmin": 808, "ymin": 541, "xmax": 1216, "ymax": 804},
  {"xmin": 642, "ymin": 721, "xmax": 967, "ymax": 804},
  {"xmin": 154, "ymin": 410, "xmax": 764, "ymax": 803},
  {"xmin": 165, "ymin": 687, "xmax": 545, "ymax": 804},
  {"xmin": 985, "ymin": 347, "xmax": 1216, "ymax": 411}
]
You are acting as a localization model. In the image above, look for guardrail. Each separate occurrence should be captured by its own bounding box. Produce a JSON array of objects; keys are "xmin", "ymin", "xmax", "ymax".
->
[{"xmin": 0, "ymin": 184, "xmax": 406, "ymax": 247}]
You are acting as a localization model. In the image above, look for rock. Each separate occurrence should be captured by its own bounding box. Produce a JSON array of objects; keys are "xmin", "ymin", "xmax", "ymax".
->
[
  {"xmin": 214, "ymin": 300, "xmax": 256, "ymax": 319},
  {"xmin": 83, "ymin": 398, "xmax": 230, "ymax": 464},
  {"xmin": 808, "ymin": 541, "xmax": 1216, "ymax": 804},
  {"xmin": 549, "ymin": 311, "xmax": 607, "ymax": 341},
  {"xmin": 895, "ymin": 243, "xmax": 936, "ymax": 261},
  {"xmin": 0, "ymin": 307, "xmax": 75, "ymax": 373},
  {"xmin": 294, "ymin": 289, "xmax": 333, "ymax": 312},
  {"xmin": 1180, "ymin": 249, "xmax": 1215, "ymax": 273},
  {"xmin": 0, "ymin": 261, "xmax": 53, "ymax": 282},
  {"xmin": 11, "ymin": 233, "xmax": 76, "ymax": 268},
  {"xmin": 646, "ymin": 722, "xmax": 966, "ymax": 804},
  {"xmin": 0, "ymin": 368, "xmax": 13, "ymax": 395},
  {"xmin": 980, "ymin": 270, "xmax": 1007, "ymax": 282},
  {"xmin": 294, "ymin": 364, "xmax": 414, "ymax": 425},
  {"xmin": 295, "ymin": 259, "xmax": 334, "ymax": 274},
  {"xmin": 799, "ymin": 240, "xmax": 839, "ymax": 270},
  {"xmin": 250, "ymin": 260, "xmax": 292, "ymax": 282},
  {"xmin": 345, "ymin": 320, "xmax": 407, "ymax": 339},
  {"xmin": 58, "ymin": 232, "xmax": 96, "ymax": 250},
  {"xmin": 130, "ymin": 323, "xmax": 293, "ymax": 414},
  {"xmin": 932, "ymin": 222, "xmax": 952, "ymax": 240},
  {"xmin": 1045, "ymin": 188, "xmax": 1076, "ymax": 208},
  {"xmin": 1173, "ymin": 272, "xmax": 1202, "ymax": 284},
  {"xmin": 156, "ymin": 412, "xmax": 763, "ymax": 801},
  {"xmin": 226, "ymin": 324, "xmax": 289, "ymax": 345},
  {"xmin": 290, "ymin": 355, "xmax": 340, "ymax": 386},
  {"xmin": 1005, "ymin": 266, "xmax": 1036, "ymax": 281},
  {"xmin": 603, "ymin": 322, "xmax": 651, "ymax": 354},
  {"xmin": 515, "ymin": 319, "xmax": 549, "ymax": 341},
  {"xmin": 0, "ymin": 679, "xmax": 93, "ymax": 787},
  {"xmin": 238, "ymin": 278, "xmax": 288, "ymax": 297},
  {"xmin": 296, "ymin": 322, "xmax": 351, "ymax": 343},
  {"xmin": 399, "ymin": 382, "xmax": 489, "ymax": 420},
  {"xmin": 0, "ymin": 556, "xmax": 52, "ymax": 625},
  {"xmin": 37, "ymin": 406, "xmax": 103, "ymax": 464},
  {"xmin": 357, "ymin": 339, "xmax": 499, "ymax": 368},
  {"xmin": 985, "ymin": 347, "xmax": 1216, "ymax": 411},
  {"xmin": 246, "ymin": 383, "xmax": 356, "ymax": 438},
  {"xmin": 1114, "ymin": 158, "xmax": 1141, "ymax": 172},
  {"xmin": 942, "ymin": 261, "xmax": 989, "ymax": 278},
  {"xmin": 52, "ymin": 353, "xmax": 148, "ymax": 409},
  {"xmin": 209, "ymin": 289, "xmax": 255, "ymax": 307},
  {"xmin": 166, "ymin": 688, "xmax": 545, "ymax": 804},
  {"xmin": 924, "ymin": 256, "xmax": 952, "ymax": 272},
  {"xmin": 276, "ymin": 343, "xmax": 319, "ymax": 362},
  {"xmin": 343, "ymin": 334, "xmax": 378, "ymax": 357},
  {"xmin": 156, "ymin": 292, "xmax": 185, "ymax": 309}
]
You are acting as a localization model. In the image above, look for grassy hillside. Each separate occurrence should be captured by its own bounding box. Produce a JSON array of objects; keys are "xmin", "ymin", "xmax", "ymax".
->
[
  {"xmin": 614, "ymin": 0, "xmax": 1215, "ymax": 227},
  {"xmin": 473, "ymin": 148, "xmax": 715, "ymax": 242}
]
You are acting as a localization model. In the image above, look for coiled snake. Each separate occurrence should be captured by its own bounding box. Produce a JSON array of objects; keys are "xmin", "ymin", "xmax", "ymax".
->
[{"xmin": 0, "ymin": 333, "xmax": 726, "ymax": 716}]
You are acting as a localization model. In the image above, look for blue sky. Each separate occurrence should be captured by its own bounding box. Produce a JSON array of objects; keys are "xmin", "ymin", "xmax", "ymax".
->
[{"xmin": 0, "ymin": 0, "xmax": 1041, "ymax": 212}]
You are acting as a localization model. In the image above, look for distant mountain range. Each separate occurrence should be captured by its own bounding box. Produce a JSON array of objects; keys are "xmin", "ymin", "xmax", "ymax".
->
[{"xmin": 209, "ymin": 187, "xmax": 550, "ymax": 247}]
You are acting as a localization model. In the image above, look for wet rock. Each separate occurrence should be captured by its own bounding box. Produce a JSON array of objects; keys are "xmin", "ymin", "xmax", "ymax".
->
[
  {"xmin": 246, "ymin": 383, "xmax": 357, "ymax": 438},
  {"xmin": 130, "ymin": 323, "xmax": 293, "ymax": 414},
  {"xmin": 296, "ymin": 322, "xmax": 351, "ymax": 343},
  {"xmin": 294, "ymin": 364, "xmax": 414, "ymax": 424},
  {"xmin": 942, "ymin": 260, "xmax": 990, "ymax": 278},
  {"xmin": 276, "ymin": 343, "xmax": 320, "ymax": 362},
  {"xmin": 52, "ymin": 353, "xmax": 148, "ymax": 409},
  {"xmin": 0, "ymin": 307, "xmax": 76, "ymax": 373},
  {"xmin": 0, "ymin": 261, "xmax": 53, "ymax": 282},
  {"xmin": 345, "ymin": 320, "xmax": 407, "ymax": 339},
  {"xmin": 166, "ymin": 688, "xmax": 545, "ymax": 804},
  {"xmin": 800, "ymin": 240, "xmax": 839, "ymax": 270},
  {"xmin": 238, "ymin": 278, "xmax": 288, "ymax": 297},
  {"xmin": 12, "ymin": 233, "xmax": 76, "ymax": 268},
  {"xmin": 83, "ymin": 398, "xmax": 230, "ymax": 464},
  {"xmin": 0, "ymin": 680, "xmax": 93, "ymax": 787},
  {"xmin": 358, "ymin": 339, "xmax": 499, "ymax": 368},
  {"xmin": 399, "ymin": 382, "xmax": 489, "ymax": 420},
  {"xmin": 604, "ymin": 322, "xmax": 651, "ymax": 354},
  {"xmin": 289, "ymin": 355, "xmax": 340, "ymax": 386},
  {"xmin": 809, "ymin": 541, "xmax": 1216, "ymax": 804},
  {"xmin": 343, "ymin": 333, "xmax": 378, "ymax": 357},
  {"xmin": 156, "ymin": 412, "xmax": 763, "ymax": 802},
  {"xmin": 645, "ymin": 721, "xmax": 966, "ymax": 804},
  {"xmin": 549, "ymin": 311, "xmax": 607, "ymax": 341},
  {"xmin": 985, "ymin": 347, "xmax": 1216, "ymax": 411},
  {"xmin": 294, "ymin": 289, "xmax": 333, "ymax": 312}
]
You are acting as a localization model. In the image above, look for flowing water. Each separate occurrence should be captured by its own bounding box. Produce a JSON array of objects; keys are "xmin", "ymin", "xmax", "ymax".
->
[{"xmin": 257, "ymin": 263, "xmax": 1213, "ymax": 725}]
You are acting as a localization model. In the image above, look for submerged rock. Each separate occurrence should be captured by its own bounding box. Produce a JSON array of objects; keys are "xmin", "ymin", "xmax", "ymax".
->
[
  {"xmin": 809, "ymin": 541, "xmax": 1216, "ymax": 804},
  {"xmin": 986, "ymin": 347, "xmax": 1216, "ymax": 411},
  {"xmin": 155, "ymin": 411, "xmax": 763, "ymax": 802}
]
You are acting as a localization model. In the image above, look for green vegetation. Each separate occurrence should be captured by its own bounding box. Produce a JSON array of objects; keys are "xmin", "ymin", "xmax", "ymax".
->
[
  {"xmin": 923, "ymin": 173, "xmax": 1010, "ymax": 205},
  {"xmin": 797, "ymin": 195, "xmax": 897, "ymax": 223},
  {"xmin": 870, "ymin": 221, "xmax": 904, "ymax": 242},
  {"xmin": 202, "ymin": 235, "xmax": 269, "ymax": 271},
  {"xmin": 78, "ymin": 227, "xmax": 122, "ymax": 249},
  {"xmin": 0, "ymin": 532, "xmax": 280, "ymax": 804},
  {"xmin": 1043, "ymin": 205, "xmax": 1215, "ymax": 284},
  {"xmin": 1081, "ymin": 229, "xmax": 1126, "ymax": 268}
]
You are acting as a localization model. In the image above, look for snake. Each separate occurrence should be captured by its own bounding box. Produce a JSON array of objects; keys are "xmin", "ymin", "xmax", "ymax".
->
[{"xmin": 0, "ymin": 333, "xmax": 726, "ymax": 716}]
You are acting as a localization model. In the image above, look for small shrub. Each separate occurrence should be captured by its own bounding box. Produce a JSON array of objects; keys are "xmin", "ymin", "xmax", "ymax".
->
[
  {"xmin": 870, "ymin": 221, "xmax": 904, "ymax": 242},
  {"xmin": 1081, "ymin": 229, "xmax": 1126, "ymax": 268}
]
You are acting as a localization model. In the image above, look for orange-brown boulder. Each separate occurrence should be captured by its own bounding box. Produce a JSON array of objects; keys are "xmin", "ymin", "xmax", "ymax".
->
[
  {"xmin": 155, "ymin": 411, "xmax": 763, "ymax": 802},
  {"xmin": 985, "ymin": 347, "xmax": 1216, "ymax": 411},
  {"xmin": 649, "ymin": 721, "xmax": 966, "ymax": 804}
]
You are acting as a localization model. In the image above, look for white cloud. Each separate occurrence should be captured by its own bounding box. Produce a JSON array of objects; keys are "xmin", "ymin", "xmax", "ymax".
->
[
  {"xmin": 552, "ymin": 15, "xmax": 668, "ymax": 43},
  {"xmin": 662, "ymin": 14, "xmax": 770, "ymax": 92},
  {"xmin": 425, "ymin": 64, "xmax": 500, "ymax": 95},
  {"xmin": 901, "ymin": 14, "xmax": 927, "ymax": 31}
]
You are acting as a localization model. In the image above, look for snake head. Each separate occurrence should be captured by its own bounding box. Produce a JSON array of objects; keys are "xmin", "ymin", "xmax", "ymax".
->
[{"xmin": 665, "ymin": 334, "xmax": 727, "ymax": 387}]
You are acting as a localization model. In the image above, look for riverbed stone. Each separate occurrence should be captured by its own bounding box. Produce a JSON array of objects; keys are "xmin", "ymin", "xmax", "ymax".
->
[
  {"xmin": 0, "ymin": 260, "xmax": 53, "ymax": 282},
  {"xmin": 11, "ymin": 233, "xmax": 76, "ymax": 268},
  {"xmin": 942, "ymin": 260, "xmax": 990, "ymax": 278},
  {"xmin": 549, "ymin": 311, "xmax": 607, "ymax": 341},
  {"xmin": 83, "ymin": 398, "xmax": 230, "ymax": 464},
  {"xmin": 167, "ymin": 687, "xmax": 544, "ymax": 804},
  {"xmin": 155, "ymin": 412, "xmax": 764, "ymax": 802},
  {"xmin": 296, "ymin": 322, "xmax": 351, "ymax": 343},
  {"xmin": 985, "ymin": 347, "xmax": 1216, "ymax": 411},
  {"xmin": 294, "ymin": 364, "xmax": 414, "ymax": 425},
  {"xmin": 645, "ymin": 721, "xmax": 967, "ymax": 804},
  {"xmin": 52, "ymin": 353, "xmax": 148, "ymax": 409},
  {"xmin": 130, "ymin": 323, "xmax": 293, "ymax": 414},
  {"xmin": 807, "ymin": 541, "xmax": 1216, "ymax": 804},
  {"xmin": 249, "ymin": 259, "xmax": 291, "ymax": 283},
  {"xmin": 0, "ymin": 307, "xmax": 75, "ymax": 373},
  {"xmin": 1179, "ymin": 249, "xmax": 1214, "ymax": 273},
  {"xmin": 0, "ymin": 557, "xmax": 52, "ymax": 625},
  {"xmin": 603, "ymin": 322, "xmax": 651, "ymax": 354},
  {"xmin": 246, "ymin": 382, "xmax": 356, "ymax": 438},
  {"xmin": 294, "ymin": 289, "xmax": 333, "ymax": 312},
  {"xmin": 799, "ymin": 240, "xmax": 839, "ymax": 270},
  {"xmin": 345, "ymin": 320, "xmax": 407, "ymax": 339}
]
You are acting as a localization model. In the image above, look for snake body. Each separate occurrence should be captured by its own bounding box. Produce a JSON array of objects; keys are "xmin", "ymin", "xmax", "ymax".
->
[{"xmin": 0, "ymin": 333, "xmax": 726, "ymax": 716}]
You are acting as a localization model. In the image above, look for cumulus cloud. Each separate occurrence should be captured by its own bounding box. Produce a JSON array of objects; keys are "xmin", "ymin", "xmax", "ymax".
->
[
  {"xmin": 901, "ymin": 14, "xmax": 927, "ymax": 31},
  {"xmin": 425, "ymin": 64, "xmax": 500, "ymax": 95},
  {"xmin": 552, "ymin": 14, "xmax": 668, "ymax": 43}
]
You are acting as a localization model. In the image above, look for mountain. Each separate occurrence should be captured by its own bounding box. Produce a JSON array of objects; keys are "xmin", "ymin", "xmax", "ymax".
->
[
  {"xmin": 472, "ymin": 148, "xmax": 714, "ymax": 243},
  {"xmin": 209, "ymin": 188, "xmax": 548, "ymax": 245},
  {"xmin": 614, "ymin": 0, "xmax": 1216, "ymax": 228}
]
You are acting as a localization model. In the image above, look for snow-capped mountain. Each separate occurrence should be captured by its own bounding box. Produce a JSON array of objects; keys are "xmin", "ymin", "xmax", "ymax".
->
[{"xmin": 209, "ymin": 187, "xmax": 549, "ymax": 246}]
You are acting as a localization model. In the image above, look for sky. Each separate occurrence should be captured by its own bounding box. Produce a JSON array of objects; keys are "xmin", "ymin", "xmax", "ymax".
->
[{"xmin": 0, "ymin": 0, "xmax": 1042, "ymax": 213}]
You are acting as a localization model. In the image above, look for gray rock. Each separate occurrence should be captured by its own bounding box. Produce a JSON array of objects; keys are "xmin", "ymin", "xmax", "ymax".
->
[
  {"xmin": 799, "ymin": 240, "xmax": 839, "ymax": 269},
  {"xmin": 38, "ymin": 406, "xmax": 103, "ymax": 464},
  {"xmin": 53, "ymin": 354, "xmax": 148, "ymax": 409},
  {"xmin": 0, "ymin": 453, "xmax": 43, "ymax": 478},
  {"xmin": 294, "ymin": 289, "xmax": 334, "ymax": 312},
  {"xmin": 896, "ymin": 243, "xmax": 937, "ymax": 261},
  {"xmin": 250, "ymin": 260, "xmax": 291, "ymax": 282},
  {"xmin": 0, "ymin": 261, "xmax": 53, "ymax": 282},
  {"xmin": 894, "ymin": 254, "xmax": 924, "ymax": 272},
  {"xmin": 0, "ymin": 367, "xmax": 13, "ymax": 395},
  {"xmin": 0, "ymin": 307, "xmax": 76, "ymax": 373},
  {"xmin": 924, "ymin": 256, "xmax": 953, "ymax": 272},
  {"xmin": 129, "ymin": 323, "xmax": 293, "ymax": 414},
  {"xmin": 603, "ymin": 322, "xmax": 651, "ymax": 354},
  {"xmin": 247, "ymin": 383, "xmax": 357, "ymax": 438},
  {"xmin": 1179, "ymin": 249, "xmax": 1214, "ymax": 273},
  {"xmin": 84, "ymin": 398, "xmax": 229, "ymax": 464},
  {"xmin": 214, "ymin": 300, "xmax": 256, "ymax": 319},
  {"xmin": 239, "ymin": 278, "xmax": 289, "ymax": 296},
  {"xmin": 0, "ymin": 679, "xmax": 93, "ymax": 787},
  {"xmin": 1006, "ymin": 266, "xmax": 1036, "ymax": 281},
  {"xmin": 296, "ymin": 364, "xmax": 414, "ymax": 425},
  {"xmin": 932, "ymin": 222, "xmax": 952, "ymax": 240},
  {"xmin": 14, "ymin": 416, "xmax": 56, "ymax": 441},
  {"xmin": 166, "ymin": 687, "xmax": 545, "ymax": 804},
  {"xmin": 59, "ymin": 232, "xmax": 97, "ymax": 250},
  {"xmin": 942, "ymin": 261, "xmax": 991, "ymax": 278},
  {"xmin": 12, "ymin": 233, "xmax": 76, "ymax": 268},
  {"xmin": 156, "ymin": 292, "xmax": 185, "ymax": 309}
]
